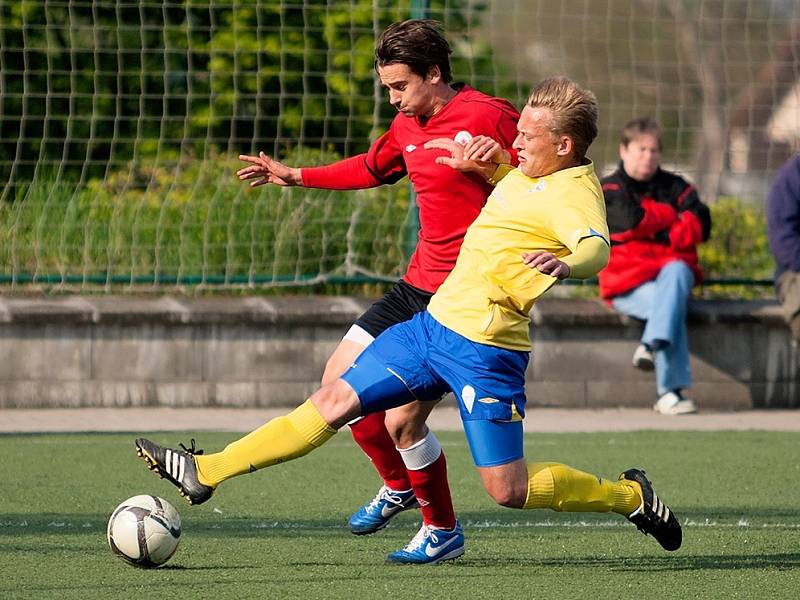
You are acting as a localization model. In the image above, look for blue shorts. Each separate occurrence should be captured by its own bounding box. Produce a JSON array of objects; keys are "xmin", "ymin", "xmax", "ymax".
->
[{"xmin": 341, "ymin": 311, "xmax": 529, "ymax": 466}]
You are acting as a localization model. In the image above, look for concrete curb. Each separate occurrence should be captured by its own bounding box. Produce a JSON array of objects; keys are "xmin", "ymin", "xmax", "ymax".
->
[{"xmin": 1, "ymin": 407, "xmax": 798, "ymax": 433}]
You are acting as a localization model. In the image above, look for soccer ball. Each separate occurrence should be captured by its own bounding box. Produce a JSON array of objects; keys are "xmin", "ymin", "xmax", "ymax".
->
[{"xmin": 107, "ymin": 495, "xmax": 182, "ymax": 568}]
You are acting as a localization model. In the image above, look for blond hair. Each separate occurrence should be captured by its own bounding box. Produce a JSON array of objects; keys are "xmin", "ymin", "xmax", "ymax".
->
[{"xmin": 526, "ymin": 77, "xmax": 598, "ymax": 159}]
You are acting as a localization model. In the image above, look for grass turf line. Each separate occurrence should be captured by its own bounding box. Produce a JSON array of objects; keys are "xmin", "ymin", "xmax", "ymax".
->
[{"xmin": 2, "ymin": 430, "xmax": 799, "ymax": 599}]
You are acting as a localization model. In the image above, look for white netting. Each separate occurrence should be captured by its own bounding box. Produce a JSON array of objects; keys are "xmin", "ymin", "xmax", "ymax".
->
[{"xmin": 0, "ymin": 0, "xmax": 798, "ymax": 290}]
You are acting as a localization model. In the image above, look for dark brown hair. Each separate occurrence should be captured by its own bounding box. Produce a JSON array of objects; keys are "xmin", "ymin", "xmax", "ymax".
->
[
  {"xmin": 375, "ymin": 19, "xmax": 453, "ymax": 83},
  {"xmin": 620, "ymin": 117, "xmax": 662, "ymax": 149}
]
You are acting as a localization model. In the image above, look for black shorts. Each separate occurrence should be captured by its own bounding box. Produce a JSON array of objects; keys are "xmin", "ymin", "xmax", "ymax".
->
[{"xmin": 354, "ymin": 280, "xmax": 434, "ymax": 338}]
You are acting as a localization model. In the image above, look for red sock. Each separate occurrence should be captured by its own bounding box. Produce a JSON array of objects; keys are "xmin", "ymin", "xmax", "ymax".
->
[
  {"xmin": 406, "ymin": 452, "xmax": 456, "ymax": 530},
  {"xmin": 349, "ymin": 411, "xmax": 411, "ymax": 491}
]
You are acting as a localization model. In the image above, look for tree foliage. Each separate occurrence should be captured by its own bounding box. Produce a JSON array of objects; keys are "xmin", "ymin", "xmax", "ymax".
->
[{"xmin": 0, "ymin": 1, "xmax": 491, "ymax": 189}]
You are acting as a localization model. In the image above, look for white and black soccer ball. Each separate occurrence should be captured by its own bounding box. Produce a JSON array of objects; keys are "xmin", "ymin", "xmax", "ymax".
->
[{"xmin": 107, "ymin": 495, "xmax": 182, "ymax": 568}]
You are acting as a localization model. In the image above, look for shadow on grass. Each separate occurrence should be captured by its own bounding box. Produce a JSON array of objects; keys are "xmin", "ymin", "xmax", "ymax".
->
[
  {"xmin": 4, "ymin": 505, "xmax": 800, "ymax": 537},
  {"xmin": 454, "ymin": 552, "xmax": 800, "ymax": 571}
]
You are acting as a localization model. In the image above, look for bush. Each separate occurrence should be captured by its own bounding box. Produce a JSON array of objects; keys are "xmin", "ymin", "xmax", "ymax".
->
[
  {"xmin": 0, "ymin": 149, "xmax": 412, "ymax": 288},
  {"xmin": 696, "ymin": 196, "xmax": 775, "ymax": 299}
]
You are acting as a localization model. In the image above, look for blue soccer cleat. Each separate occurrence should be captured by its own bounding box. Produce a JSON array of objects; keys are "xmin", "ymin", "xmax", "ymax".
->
[
  {"xmin": 348, "ymin": 485, "xmax": 420, "ymax": 535},
  {"xmin": 386, "ymin": 521, "xmax": 465, "ymax": 565}
]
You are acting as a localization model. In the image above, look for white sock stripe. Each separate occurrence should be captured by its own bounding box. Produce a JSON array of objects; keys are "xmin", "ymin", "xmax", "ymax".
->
[{"xmin": 397, "ymin": 430, "xmax": 443, "ymax": 471}]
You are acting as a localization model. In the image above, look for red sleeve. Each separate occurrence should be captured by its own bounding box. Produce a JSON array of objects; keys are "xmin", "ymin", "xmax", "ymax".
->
[
  {"xmin": 610, "ymin": 199, "xmax": 678, "ymax": 242},
  {"xmin": 493, "ymin": 106, "xmax": 521, "ymax": 166},
  {"xmin": 300, "ymin": 129, "xmax": 406, "ymax": 190},
  {"xmin": 669, "ymin": 210, "xmax": 703, "ymax": 250},
  {"xmin": 300, "ymin": 153, "xmax": 379, "ymax": 190}
]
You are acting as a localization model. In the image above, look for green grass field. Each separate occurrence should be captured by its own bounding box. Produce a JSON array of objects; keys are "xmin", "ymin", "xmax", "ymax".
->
[{"xmin": 3, "ymin": 430, "xmax": 799, "ymax": 599}]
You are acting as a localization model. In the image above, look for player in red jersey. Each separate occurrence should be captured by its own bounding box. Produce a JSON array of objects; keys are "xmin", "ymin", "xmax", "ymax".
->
[{"xmin": 237, "ymin": 19, "xmax": 518, "ymax": 562}]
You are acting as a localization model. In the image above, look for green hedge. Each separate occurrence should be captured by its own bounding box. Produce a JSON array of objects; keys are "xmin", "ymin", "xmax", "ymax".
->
[
  {"xmin": 0, "ymin": 161, "xmax": 777, "ymax": 298},
  {"xmin": 0, "ymin": 151, "xmax": 412, "ymax": 288}
]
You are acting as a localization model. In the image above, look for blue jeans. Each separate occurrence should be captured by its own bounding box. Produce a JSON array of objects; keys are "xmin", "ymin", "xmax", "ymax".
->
[{"xmin": 612, "ymin": 261, "xmax": 694, "ymax": 395}]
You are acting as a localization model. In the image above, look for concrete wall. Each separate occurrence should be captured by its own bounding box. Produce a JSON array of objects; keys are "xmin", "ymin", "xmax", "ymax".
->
[{"xmin": 0, "ymin": 295, "xmax": 796, "ymax": 410}]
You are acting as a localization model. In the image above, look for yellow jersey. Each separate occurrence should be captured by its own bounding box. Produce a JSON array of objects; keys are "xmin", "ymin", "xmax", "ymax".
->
[{"xmin": 427, "ymin": 161, "xmax": 608, "ymax": 351}]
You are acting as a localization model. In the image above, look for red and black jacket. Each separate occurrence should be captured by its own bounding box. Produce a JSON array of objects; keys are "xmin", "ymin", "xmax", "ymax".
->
[{"xmin": 598, "ymin": 164, "xmax": 712, "ymax": 300}]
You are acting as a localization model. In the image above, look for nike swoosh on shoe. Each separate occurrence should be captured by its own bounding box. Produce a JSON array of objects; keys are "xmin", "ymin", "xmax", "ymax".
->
[
  {"xmin": 424, "ymin": 535, "xmax": 460, "ymax": 558},
  {"xmin": 381, "ymin": 504, "xmax": 402, "ymax": 518}
]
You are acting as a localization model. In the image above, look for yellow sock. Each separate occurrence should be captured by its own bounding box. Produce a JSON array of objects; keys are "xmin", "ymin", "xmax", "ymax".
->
[
  {"xmin": 523, "ymin": 462, "xmax": 642, "ymax": 515},
  {"xmin": 195, "ymin": 399, "xmax": 336, "ymax": 487}
]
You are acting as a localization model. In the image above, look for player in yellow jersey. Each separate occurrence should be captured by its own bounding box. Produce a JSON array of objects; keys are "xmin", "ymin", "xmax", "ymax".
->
[{"xmin": 135, "ymin": 76, "xmax": 682, "ymax": 564}]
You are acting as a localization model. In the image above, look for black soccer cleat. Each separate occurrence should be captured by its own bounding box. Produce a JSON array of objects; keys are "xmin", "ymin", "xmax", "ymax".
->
[
  {"xmin": 619, "ymin": 468, "xmax": 682, "ymax": 551},
  {"xmin": 135, "ymin": 438, "xmax": 214, "ymax": 506}
]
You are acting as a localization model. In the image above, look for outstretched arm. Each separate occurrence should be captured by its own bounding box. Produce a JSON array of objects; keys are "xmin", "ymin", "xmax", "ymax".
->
[
  {"xmin": 238, "ymin": 129, "xmax": 406, "ymax": 192},
  {"xmin": 237, "ymin": 152, "xmax": 304, "ymax": 187}
]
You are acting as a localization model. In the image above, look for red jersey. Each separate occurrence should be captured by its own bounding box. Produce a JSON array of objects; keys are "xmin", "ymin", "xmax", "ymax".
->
[{"xmin": 301, "ymin": 84, "xmax": 520, "ymax": 292}]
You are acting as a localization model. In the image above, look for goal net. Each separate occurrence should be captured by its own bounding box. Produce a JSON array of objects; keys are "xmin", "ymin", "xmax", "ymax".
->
[{"xmin": 1, "ymin": 0, "xmax": 797, "ymax": 290}]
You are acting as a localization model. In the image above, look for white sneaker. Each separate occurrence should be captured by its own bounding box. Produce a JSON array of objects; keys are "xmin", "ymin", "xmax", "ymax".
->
[
  {"xmin": 632, "ymin": 344, "xmax": 655, "ymax": 371},
  {"xmin": 654, "ymin": 391, "xmax": 697, "ymax": 415}
]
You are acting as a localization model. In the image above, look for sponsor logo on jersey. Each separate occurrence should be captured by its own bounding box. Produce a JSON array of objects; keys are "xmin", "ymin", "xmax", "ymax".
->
[
  {"xmin": 454, "ymin": 130, "xmax": 473, "ymax": 145},
  {"xmin": 491, "ymin": 189, "xmax": 507, "ymax": 208}
]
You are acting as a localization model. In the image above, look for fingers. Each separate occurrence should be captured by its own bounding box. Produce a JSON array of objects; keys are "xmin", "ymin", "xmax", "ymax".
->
[
  {"xmin": 238, "ymin": 155, "xmax": 264, "ymax": 169},
  {"xmin": 521, "ymin": 252, "xmax": 569, "ymax": 277},
  {"xmin": 237, "ymin": 169, "xmax": 264, "ymax": 181},
  {"xmin": 463, "ymin": 136, "xmax": 501, "ymax": 162},
  {"xmin": 424, "ymin": 138, "xmax": 463, "ymax": 158},
  {"xmin": 521, "ymin": 251, "xmax": 543, "ymax": 265},
  {"xmin": 435, "ymin": 156, "xmax": 463, "ymax": 168}
]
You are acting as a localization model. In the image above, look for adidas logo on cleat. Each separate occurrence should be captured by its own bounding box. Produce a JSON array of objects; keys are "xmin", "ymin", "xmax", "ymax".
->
[
  {"xmin": 620, "ymin": 468, "xmax": 682, "ymax": 551},
  {"xmin": 135, "ymin": 438, "xmax": 215, "ymax": 506}
]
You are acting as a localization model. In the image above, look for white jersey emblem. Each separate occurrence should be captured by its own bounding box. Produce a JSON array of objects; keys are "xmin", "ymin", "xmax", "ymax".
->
[
  {"xmin": 405, "ymin": 144, "xmax": 417, "ymax": 153},
  {"xmin": 454, "ymin": 130, "xmax": 473, "ymax": 146}
]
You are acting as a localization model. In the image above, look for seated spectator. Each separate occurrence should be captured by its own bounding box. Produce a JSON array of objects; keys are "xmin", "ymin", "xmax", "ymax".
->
[
  {"xmin": 766, "ymin": 153, "xmax": 800, "ymax": 344},
  {"xmin": 598, "ymin": 118, "xmax": 711, "ymax": 415}
]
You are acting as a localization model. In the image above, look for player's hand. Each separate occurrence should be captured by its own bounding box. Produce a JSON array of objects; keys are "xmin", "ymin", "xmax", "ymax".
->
[
  {"xmin": 237, "ymin": 152, "xmax": 302, "ymax": 187},
  {"xmin": 461, "ymin": 135, "xmax": 511, "ymax": 164},
  {"xmin": 522, "ymin": 251, "xmax": 571, "ymax": 279},
  {"xmin": 423, "ymin": 137, "xmax": 498, "ymax": 179}
]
